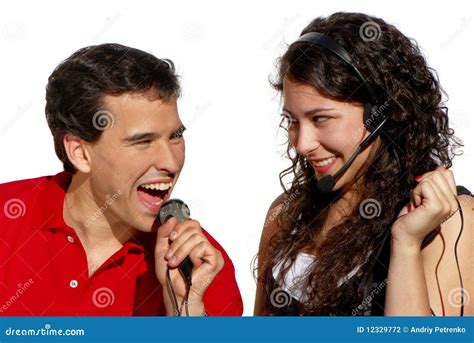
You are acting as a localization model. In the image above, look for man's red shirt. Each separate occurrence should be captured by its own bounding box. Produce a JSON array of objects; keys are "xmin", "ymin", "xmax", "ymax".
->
[{"xmin": 0, "ymin": 172, "xmax": 243, "ymax": 316}]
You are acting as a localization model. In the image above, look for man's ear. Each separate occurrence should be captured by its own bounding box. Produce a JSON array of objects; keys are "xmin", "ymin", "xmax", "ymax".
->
[{"xmin": 63, "ymin": 134, "xmax": 92, "ymax": 174}]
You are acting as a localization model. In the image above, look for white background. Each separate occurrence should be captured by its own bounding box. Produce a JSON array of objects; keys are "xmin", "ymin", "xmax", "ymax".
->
[{"xmin": 0, "ymin": 0, "xmax": 472, "ymax": 315}]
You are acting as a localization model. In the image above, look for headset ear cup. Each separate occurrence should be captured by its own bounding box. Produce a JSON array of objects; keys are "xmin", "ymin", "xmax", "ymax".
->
[
  {"xmin": 364, "ymin": 102, "xmax": 389, "ymax": 133},
  {"xmin": 363, "ymin": 103, "xmax": 375, "ymax": 132}
]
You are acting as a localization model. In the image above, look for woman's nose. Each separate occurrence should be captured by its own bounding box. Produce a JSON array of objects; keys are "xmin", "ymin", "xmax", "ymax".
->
[{"xmin": 294, "ymin": 125, "xmax": 320, "ymax": 156}]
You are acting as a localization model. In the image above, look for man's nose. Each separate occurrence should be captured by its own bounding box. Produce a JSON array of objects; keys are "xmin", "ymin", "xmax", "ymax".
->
[{"xmin": 153, "ymin": 141, "xmax": 182, "ymax": 174}]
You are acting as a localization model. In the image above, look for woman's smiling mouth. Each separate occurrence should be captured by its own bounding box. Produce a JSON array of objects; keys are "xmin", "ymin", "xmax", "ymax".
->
[{"xmin": 311, "ymin": 156, "xmax": 338, "ymax": 174}]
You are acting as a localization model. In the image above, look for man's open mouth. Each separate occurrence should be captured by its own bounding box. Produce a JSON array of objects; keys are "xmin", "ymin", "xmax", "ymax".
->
[{"xmin": 137, "ymin": 182, "xmax": 172, "ymax": 210}]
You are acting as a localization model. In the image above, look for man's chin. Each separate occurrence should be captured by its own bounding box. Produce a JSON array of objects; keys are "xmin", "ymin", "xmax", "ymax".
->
[
  {"xmin": 129, "ymin": 216, "xmax": 159, "ymax": 233},
  {"xmin": 119, "ymin": 210, "xmax": 157, "ymax": 234}
]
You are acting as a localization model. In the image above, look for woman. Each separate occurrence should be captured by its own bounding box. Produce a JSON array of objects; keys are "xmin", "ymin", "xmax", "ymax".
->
[{"xmin": 255, "ymin": 12, "xmax": 473, "ymax": 316}]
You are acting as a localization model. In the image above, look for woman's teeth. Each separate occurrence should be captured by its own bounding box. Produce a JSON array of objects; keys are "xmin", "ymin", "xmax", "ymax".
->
[
  {"xmin": 314, "ymin": 157, "xmax": 336, "ymax": 167},
  {"xmin": 139, "ymin": 182, "xmax": 172, "ymax": 191}
]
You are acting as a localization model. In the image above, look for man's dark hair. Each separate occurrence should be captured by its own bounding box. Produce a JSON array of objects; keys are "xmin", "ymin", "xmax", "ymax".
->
[{"xmin": 45, "ymin": 43, "xmax": 181, "ymax": 173}]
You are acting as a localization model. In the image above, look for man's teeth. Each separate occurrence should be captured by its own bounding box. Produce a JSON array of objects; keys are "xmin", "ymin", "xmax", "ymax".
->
[
  {"xmin": 152, "ymin": 199, "xmax": 163, "ymax": 206},
  {"xmin": 140, "ymin": 182, "xmax": 173, "ymax": 191},
  {"xmin": 314, "ymin": 157, "xmax": 336, "ymax": 167}
]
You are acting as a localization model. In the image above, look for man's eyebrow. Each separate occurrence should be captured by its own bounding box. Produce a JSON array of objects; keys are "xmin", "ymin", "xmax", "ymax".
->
[
  {"xmin": 172, "ymin": 125, "xmax": 186, "ymax": 135},
  {"xmin": 121, "ymin": 132, "xmax": 160, "ymax": 143}
]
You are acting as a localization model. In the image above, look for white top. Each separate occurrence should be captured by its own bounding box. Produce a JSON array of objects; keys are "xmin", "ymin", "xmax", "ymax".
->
[{"xmin": 272, "ymin": 252, "xmax": 363, "ymax": 303}]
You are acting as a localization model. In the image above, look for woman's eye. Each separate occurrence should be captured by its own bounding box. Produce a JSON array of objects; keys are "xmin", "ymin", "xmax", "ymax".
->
[
  {"xmin": 312, "ymin": 116, "xmax": 330, "ymax": 123},
  {"xmin": 280, "ymin": 115, "xmax": 298, "ymax": 128}
]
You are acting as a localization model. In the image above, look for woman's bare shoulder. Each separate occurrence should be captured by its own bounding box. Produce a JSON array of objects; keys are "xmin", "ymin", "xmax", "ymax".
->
[
  {"xmin": 423, "ymin": 193, "xmax": 473, "ymax": 315},
  {"xmin": 261, "ymin": 192, "xmax": 290, "ymax": 239}
]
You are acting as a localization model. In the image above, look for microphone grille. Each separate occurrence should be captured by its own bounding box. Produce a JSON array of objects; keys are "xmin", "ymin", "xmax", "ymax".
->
[{"xmin": 158, "ymin": 199, "xmax": 190, "ymax": 224}]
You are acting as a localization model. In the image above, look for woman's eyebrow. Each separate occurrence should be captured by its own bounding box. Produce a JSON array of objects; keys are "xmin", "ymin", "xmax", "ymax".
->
[{"xmin": 282, "ymin": 107, "xmax": 335, "ymax": 117}]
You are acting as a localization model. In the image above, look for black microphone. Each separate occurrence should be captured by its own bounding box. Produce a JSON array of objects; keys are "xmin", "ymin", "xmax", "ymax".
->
[
  {"xmin": 158, "ymin": 199, "xmax": 193, "ymax": 286},
  {"xmin": 316, "ymin": 118, "xmax": 386, "ymax": 193},
  {"xmin": 316, "ymin": 146, "xmax": 362, "ymax": 193}
]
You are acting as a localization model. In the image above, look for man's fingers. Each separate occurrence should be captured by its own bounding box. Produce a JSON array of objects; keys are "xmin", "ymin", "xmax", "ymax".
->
[
  {"xmin": 168, "ymin": 227, "xmax": 201, "ymax": 255},
  {"xmin": 188, "ymin": 241, "xmax": 209, "ymax": 268},
  {"xmin": 156, "ymin": 217, "xmax": 178, "ymax": 239},
  {"xmin": 167, "ymin": 233, "xmax": 206, "ymax": 267},
  {"xmin": 188, "ymin": 241, "xmax": 223, "ymax": 272}
]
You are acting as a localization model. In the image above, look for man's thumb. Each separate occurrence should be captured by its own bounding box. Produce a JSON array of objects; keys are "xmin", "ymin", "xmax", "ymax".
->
[{"xmin": 156, "ymin": 216, "xmax": 177, "ymax": 239}]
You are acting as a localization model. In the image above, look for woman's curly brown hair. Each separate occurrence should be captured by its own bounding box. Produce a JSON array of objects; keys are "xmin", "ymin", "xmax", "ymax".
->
[{"xmin": 258, "ymin": 12, "xmax": 462, "ymax": 315}]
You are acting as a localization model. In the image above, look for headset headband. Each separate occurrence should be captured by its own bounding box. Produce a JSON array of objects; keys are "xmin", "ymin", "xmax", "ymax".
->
[{"xmin": 293, "ymin": 32, "xmax": 379, "ymax": 105}]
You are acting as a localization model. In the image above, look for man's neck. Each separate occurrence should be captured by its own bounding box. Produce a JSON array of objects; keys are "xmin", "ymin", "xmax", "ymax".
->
[{"xmin": 63, "ymin": 173, "xmax": 135, "ymax": 254}]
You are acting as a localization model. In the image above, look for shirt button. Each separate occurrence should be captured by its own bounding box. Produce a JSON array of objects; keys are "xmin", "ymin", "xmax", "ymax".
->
[
  {"xmin": 67, "ymin": 235, "xmax": 75, "ymax": 243},
  {"xmin": 69, "ymin": 280, "xmax": 78, "ymax": 288}
]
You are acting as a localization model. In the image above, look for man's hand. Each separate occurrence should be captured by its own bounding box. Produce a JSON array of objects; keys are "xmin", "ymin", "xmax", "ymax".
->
[{"xmin": 154, "ymin": 217, "xmax": 224, "ymax": 316}]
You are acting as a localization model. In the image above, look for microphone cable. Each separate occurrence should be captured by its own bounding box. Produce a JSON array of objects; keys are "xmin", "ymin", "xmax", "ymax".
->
[
  {"xmin": 167, "ymin": 267, "xmax": 191, "ymax": 316},
  {"xmin": 431, "ymin": 196, "xmax": 464, "ymax": 316}
]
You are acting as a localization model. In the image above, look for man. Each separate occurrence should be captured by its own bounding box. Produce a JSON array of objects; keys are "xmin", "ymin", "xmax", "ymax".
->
[{"xmin": 0, "ymin": 44, "xmax": 243, "ymax": 316}]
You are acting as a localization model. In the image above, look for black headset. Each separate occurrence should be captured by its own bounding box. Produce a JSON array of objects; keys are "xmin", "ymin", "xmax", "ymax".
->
[
  {"xmin": 291, "ymin": 32, "xmax": 401, "ymax": 192},
  {"xmin": 292, "ymin": 32, "xmax": 466, "ymax": 317},
  {"xmin": 294, "ymin": 32, "xmax": 388, "ymax": 133}
]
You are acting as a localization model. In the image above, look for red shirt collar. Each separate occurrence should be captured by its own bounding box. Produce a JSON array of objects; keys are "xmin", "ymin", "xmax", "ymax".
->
[{"xmin": 32, "ymin": 171, "xmax": 150, "ymax": 254}]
